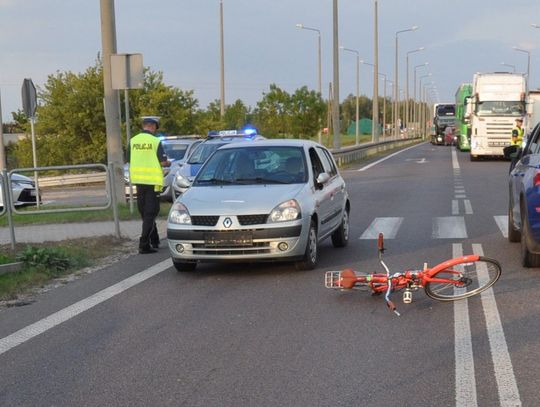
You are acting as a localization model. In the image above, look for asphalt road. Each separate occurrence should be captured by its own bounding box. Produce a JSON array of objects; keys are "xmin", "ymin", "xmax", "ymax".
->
[{"xmin": 0, "ymin": 142, "xmax": 536, "ymax": 406}]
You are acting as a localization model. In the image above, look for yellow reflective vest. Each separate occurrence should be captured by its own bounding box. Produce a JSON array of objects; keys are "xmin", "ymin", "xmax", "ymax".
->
[
  {"xmin": 129, "ymin": 132, "xmax": 163, "ymax": 190},
  {"xmin": 511, "ymin": 126, "xmax": 524, "ymax": 146}
]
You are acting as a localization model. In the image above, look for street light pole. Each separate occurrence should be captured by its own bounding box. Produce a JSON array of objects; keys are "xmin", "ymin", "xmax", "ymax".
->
[
  {"xmin": 513, "ymin": 46, "xmax": 531, "ymax": 89},
  {"xmin": 414, "ymin": 62, "xmax": 428, "ymax": 136},
  {"xmin": 220, "ymin": 0, "xmax": 225, "ymax": 117},
  {"xmin": 394, "ymin": 25, "xmax": 418, "ymax": 137},
  {"xmin": 406, "ymin": 47, "xmax": 424, "ymax": 130},
  {"xmin": 372, "ymin": 0, "xmax": 380, "ymax": 142},
  {"xmin": 340, "ymin": 47, "xmax": 361, "ymax": 145},
  {"xmin": 501, "ymin": 62, "xmax": 516, "ymax": 72},
  {"xmin": 332, "ymin": 0, "xmax": 341, "ymax": 149},
  {"xmin": 419, "ymin": 73, "xmax": 432, "ymax": 139},
  {"xmin": 296, "ymin": 24, "xmax": 322, "ymax": 94}
]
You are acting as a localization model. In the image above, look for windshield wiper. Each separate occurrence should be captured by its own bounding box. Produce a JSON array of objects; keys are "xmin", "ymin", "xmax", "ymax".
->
[
  {"xmin": 236, "ymin": 177, "xmax": 290, "ymax": 185},
  {"xmin": 197, "ymin": 178, "xmax": 235, "ymax": 185}
]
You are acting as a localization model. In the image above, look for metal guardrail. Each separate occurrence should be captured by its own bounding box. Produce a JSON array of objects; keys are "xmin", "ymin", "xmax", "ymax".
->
[
  {"xmin": 331, "ymin": 136, "xmax": 423, "ymax": 167},
  {"xmin": 38, "ymin": 172, "xmax": 106, "ymax": 187}
]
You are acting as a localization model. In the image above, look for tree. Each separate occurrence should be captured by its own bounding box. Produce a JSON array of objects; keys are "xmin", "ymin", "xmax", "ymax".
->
[
  {"xmin": 252, "ymin": 84, "xmax": 292, "ymax": 137},
  {"xmin": 288, "ymin": 87, "xmax": 325, "ymax": 138}
]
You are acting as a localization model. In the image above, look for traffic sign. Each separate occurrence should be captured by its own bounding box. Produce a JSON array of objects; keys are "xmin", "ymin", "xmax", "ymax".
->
[
  {"xmin": 111, "ymin": 53, "xmax": 144, "ymax": 90},
  {"xmin": 21, "ymin": 78, "xmax": 37, "ymax": 118}
]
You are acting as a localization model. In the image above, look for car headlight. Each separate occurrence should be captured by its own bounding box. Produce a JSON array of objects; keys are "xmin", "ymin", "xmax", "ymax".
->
[
  {"xmin": 169, "ymin": 202, "xmax": 192, "ymax": 225},
  {"xmin": 267, "ymin": 199, "xmax": 301, "ymax": 223}
]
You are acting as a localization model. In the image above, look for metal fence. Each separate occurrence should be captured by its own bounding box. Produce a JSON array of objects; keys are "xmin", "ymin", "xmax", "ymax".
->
[{"xmin": 1, "ymin": 163, "xmax": 120, "ymax": 250}]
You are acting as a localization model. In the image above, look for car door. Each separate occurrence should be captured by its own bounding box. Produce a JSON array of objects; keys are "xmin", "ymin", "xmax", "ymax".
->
[
  {"xmin": 511, "ymin": 124, "xmax": 540, "ymax": 225},
  {"xmin": 308, "ymin": 147, "xmax": 333, "ymax": 238},
  {"xmin": 316, "ymin": 146, "xmax": 345, "ymax": 233}
]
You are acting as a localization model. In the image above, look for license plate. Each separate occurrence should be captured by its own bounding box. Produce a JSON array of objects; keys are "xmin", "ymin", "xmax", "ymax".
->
[{"xmin": 204, "ymin": 231, "xmax": 253, "ymax": 247}]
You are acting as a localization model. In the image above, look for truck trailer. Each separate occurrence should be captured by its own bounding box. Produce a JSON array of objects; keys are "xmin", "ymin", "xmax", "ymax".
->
[
  {"xmin": 455, "ymin": 83, "xmax": 473, "ymax": 151},
  {"xmin": 469, "ymin": 72, "xmax": 526, "ymax": 159}
]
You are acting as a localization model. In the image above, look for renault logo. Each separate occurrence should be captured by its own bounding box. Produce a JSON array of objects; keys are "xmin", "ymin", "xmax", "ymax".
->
[{"xmin": 223, "ymin": 217, "xmax": 233, "ymax": 228}]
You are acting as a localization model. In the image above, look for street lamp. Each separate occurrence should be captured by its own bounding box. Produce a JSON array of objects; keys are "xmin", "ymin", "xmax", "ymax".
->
[
  {"xmin": 513, "ymin": 46, "xmax": 531, "ymax": 87},
  {"xmin": 501, "ymin": 62, "xmax": 516, "ymax": 72},
  {"xmin": 372, "ymin": 0, "xmax": 380, "ymax": 142},
  {"xmin": 332, "ymin": 0, "xmax": 340, "ymax": 149},
  {"xmin": 394, "ymin": 25, "xmax": 419, "ymax": 137},
  {"xmin": 296, "ymin": 23, "xmax": 322, "ymax": 94},
  {"xmin": 362, "ymin": 61, "xmax": 387, "ymax": 140},
  {"xmin": 414, "ymin": 62, "xmax": 428, "ymax": 136},
  {"xmin": 406, "ymin": 47, "xmax": 424, "ymax": 128},
  {"xmin": 340, "ymin": 46, "xmax": 361, "ymax": 145}
]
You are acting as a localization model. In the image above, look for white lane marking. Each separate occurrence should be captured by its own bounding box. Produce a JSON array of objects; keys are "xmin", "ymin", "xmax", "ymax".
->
[
  {"xmin": 452, "ymin": 148, "xmax": 460, "ymax": 170},
  {"xmin": 357, "ymin": 143, "xmax": 424, "ymax": 171},
  {"xmin": 0, "ymin": 259, "xmax": 173, "ymax": 356},
  {"xmin": 452, "ymin": 200, "xmax": 459, "ymax": 215},
  {"xmin": 464, "ymin": 200, "xmax": 473, "ymax": 215},
  {"xmin": 453, "ymin": 243, "xmax": 478, "ymax": 407},
  {"xmin": 494, "ymin": 216, "xmax": 508, "ymax": 238},
  {"xmin": 455, "ymin": 194, "xmax": 467, "ymax": 199},
  {"xmin": 433, "ymin": 217, "xmax": 468, "ymax": 239},
  {"xmin": 455, "ymin": 188, "xmax": 466, "ymax": 194},
  {"xmin": 359, "ymin": 217, "xmax": 403, "ymax": 239},
  {"xmin": 472, "ymin": 244, "xmax": 522, "ymax": 406}
]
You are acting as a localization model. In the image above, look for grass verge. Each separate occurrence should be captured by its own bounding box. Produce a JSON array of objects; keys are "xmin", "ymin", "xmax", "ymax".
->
[{"xmin": 0, "ymin": 236, "xmax": 132, "ymax": 303}]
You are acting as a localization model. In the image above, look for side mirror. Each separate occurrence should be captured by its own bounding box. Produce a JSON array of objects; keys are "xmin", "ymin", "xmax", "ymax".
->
[
  {"xmin": 176, "ymin": 178, "xmax": 191, "ymax": 189},
  {"xmin": 316, "ymin": 172, "xmax": 331, "ymax": 186}
]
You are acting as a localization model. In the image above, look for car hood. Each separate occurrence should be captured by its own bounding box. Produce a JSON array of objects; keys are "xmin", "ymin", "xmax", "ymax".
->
[
  {"xmin": 11, "ymin": 173, "xmax": 33, "ymax": 183},
  {"xmin": 181, "ymin": 184, "xmax": 306, "ymax": 214}
]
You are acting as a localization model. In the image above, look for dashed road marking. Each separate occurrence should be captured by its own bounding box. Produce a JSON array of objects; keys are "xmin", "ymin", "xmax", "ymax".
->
[
  {"xmin": 359, "ymin": 217, "xmax": 403, "ymax": 239},
  {"xmin": 464, "ymin": 200, "xmax": 473, "ymax": 215},
  {"xmin": 494, "ymin": 216, "xmax": 508, "ymax": 238},
  {"xmin": 433, "ymin": 217, "xmax": 468, "ymax": 239}
]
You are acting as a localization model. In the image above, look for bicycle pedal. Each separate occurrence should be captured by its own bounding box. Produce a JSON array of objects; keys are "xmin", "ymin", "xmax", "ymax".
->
[{"xmin": 403, "ymin": 289, "xmax": 412, "ymax": 304}]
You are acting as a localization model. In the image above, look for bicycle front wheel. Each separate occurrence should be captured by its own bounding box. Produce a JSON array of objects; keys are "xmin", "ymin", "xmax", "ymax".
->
[{"xmin": 424, "ymin": 256, "xmax": 501, "ymax": 301}]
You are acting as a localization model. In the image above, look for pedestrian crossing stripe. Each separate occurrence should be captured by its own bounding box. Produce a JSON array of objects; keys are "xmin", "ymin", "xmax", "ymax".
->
[{"xmin": 358, "ymin": 216, "xmax": 509, "ymax": 240}]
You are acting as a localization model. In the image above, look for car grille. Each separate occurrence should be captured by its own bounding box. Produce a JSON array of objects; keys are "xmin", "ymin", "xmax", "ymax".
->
[
  {"xmin": 191, "ymin": 216, "xmax": 219, "ymax": 226},
  {"xmin": 18, "ymin": 189, "xmax": 37, "ymax": 203},
  {"xmin": 192, "ymin": 242, "xmax": 271, "ymax": 255},
  {"xmin": 238, "ymin": 214, "xmax": 268, "ymax": 225}
]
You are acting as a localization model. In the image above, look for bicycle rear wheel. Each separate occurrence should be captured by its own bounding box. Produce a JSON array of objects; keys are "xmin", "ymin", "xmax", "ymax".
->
[{"xmin": 424, "ymin": 257, "xmax": 501, "ymax": 301}]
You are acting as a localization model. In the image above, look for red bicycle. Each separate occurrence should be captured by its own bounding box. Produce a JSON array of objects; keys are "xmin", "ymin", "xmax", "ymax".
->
[{"xmin": 325, "ymin": 233, "xmax": 501, "ymax": 316}]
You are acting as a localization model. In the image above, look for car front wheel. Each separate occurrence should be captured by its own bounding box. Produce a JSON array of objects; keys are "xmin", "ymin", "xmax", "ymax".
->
[{"xmin": 295, "ymin": 220, "xmax": 318, "ymax": 271}]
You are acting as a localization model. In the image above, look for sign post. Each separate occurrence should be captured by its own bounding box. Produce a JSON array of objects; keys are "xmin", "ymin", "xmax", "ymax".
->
[
  {"xmin": 22, "ymin": 78, "xmax": 40, "ymax": 209},
  {"xmin": 111, "ymin": 53, "xmax": 144, "ymax": 213}
]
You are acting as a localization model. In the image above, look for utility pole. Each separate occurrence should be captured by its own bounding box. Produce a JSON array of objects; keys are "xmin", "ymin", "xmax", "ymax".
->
[
  {"xmin": 0, "ymin": 91, "xmax": 5, "ymax": 170},
  {"xmin": 332, "ymin": 0, "xmax": 341, "ymax": 149},
  {"xmin": 100, "ymin": 0, "xmax": 125, "ymax": 204},
  {"xmin": 220, "ymin": 0, "xmax": 226, "ymax": 117}
]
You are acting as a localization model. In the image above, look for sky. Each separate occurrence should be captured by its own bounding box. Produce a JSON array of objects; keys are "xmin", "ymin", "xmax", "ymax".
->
[{"xmin": 1, "ymin": 0, "xmax": 540, "ymax": 122}]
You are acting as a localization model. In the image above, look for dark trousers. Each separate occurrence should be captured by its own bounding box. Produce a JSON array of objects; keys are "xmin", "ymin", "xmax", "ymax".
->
[{"xmin": 136, "ymin": 184, "xmax": 160, "ymax": 249}]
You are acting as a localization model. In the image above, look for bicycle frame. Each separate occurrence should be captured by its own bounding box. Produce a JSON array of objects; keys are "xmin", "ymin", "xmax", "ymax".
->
[{"xmin": 325, "ymin": 233, "xmax": 482, "ymax": 316}]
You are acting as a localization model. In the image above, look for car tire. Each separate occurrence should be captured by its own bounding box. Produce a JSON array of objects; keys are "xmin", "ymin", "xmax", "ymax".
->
[
  {"xmin": 173, "ymin": 259, "xmax": 197, "ymax": 272},
  {"xmin": 520, "ymin": 209, "xmax": 540, "ymax": 268},
  {"xmin": 295, "ymin": 220, "xmax": 318, "ymax": 271},
  {"xmin": 508, "ymin": 199, "xmax": 521, "ymax": 243},
  {"xmin": 331, "ymin": 209, "xmax": 349, "ymax": 248}
]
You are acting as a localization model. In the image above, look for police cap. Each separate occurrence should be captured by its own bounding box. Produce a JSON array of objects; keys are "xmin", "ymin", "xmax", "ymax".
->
[{"xmin": 142, "ymin": 116, "xmax": 160, "ymax": 129}]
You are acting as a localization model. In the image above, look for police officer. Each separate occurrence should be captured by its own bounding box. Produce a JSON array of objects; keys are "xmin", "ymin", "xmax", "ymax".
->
[
  {"xmin": 511, "ymin": 118, "xmax": 525, "ymax": 146},
  {"xmin": 128, "ymin": 116, "xmax": 170, "ymax": 254}
]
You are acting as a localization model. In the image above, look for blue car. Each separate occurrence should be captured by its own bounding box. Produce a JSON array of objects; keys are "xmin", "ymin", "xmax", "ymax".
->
[
  {"xmin": 171, "ymin": 130, "xmax": 264, "ymax": 199},
  {"xmin": 508, "ymin": 122, "xmax": 540, "ymax": 267}
]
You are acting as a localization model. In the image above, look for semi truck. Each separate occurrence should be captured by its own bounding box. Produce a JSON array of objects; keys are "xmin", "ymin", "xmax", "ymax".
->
[
  {"xmin": 469, "ymin": 72, "xmax": 527, "ymax": 159},
  {"xmin": 431, "ymin": 103, "xmax": 455, "ymax": 144},
  {"xmin": 454, "ymin": 83, "xmax": 473, "ymax": 151},
  {"xmin": 526, "ymin": 90, "xmax": 540, "ymax": 136}
]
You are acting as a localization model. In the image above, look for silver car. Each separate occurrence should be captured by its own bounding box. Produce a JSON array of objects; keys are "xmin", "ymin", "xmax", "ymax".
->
[
  {"xmin": 0, "ymin": 173, "xmax": 38, "ymax": 208},
  {"xmin": 167, "ymin": 139, "xmax": 350, "ymax": 271}
]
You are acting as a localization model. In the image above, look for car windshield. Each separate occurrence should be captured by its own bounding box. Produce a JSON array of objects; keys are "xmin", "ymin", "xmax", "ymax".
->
[
  {"xmin": 163, "ymin": 143, "xmax": 189, "ymax": 161},
  {"xmin": 194, "ymin": 146, "xmax": 307, "ymax": 186},
  {"xmin": 187, "ymin": 142, "xmax": 226, "ymax": 164},
  {"xmin": 436, "ymin": 105, "xmax": 455, "ymax": 116},
  {"xmin": 476, "ymin": 101, "xmax": 525, "ymax": 116}
]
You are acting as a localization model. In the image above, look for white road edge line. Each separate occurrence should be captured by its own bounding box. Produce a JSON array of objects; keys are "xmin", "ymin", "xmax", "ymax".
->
[
  {"xmin": 472, "ymin": 244, "xmax": 521, "ymax": 406},
  {"xmin": 453, "ymin": 243, "xmax": 477, "ymax": 407},
  {"xmin": 0, "ymin": 258, "xmax": 173, "ymax": 356},
  {"xmin": 357, "ymin": 142, "xmax": 424, "ymax": 172}
]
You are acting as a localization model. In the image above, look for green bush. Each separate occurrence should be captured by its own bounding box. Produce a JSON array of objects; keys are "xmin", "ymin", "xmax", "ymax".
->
[{"xmin": 17, "ymin": 246, "xmax": 76, "ymax": 277}]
